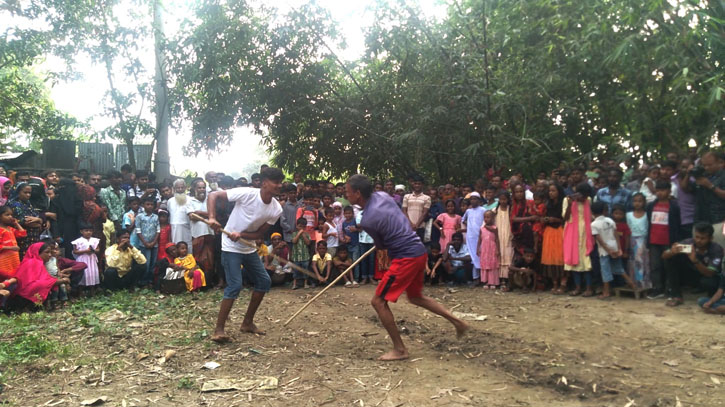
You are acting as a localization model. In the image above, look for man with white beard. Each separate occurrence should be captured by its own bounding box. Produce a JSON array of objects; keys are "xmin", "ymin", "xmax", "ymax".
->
[
  {"xmin": 205, "ymin": 171, "xmax": 219, "ymax": 194},
  {"xmin": 168, "ymin": 179, "xmax": 192, "ymax": 248}
]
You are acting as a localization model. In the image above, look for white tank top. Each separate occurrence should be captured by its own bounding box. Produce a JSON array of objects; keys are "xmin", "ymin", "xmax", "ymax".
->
[{"xmin": 325, "ymin": 221, "xmax": 339, "ymax": 248}]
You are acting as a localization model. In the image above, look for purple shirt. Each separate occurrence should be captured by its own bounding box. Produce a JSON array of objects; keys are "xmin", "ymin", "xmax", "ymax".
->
[
  {"xmin": 672, "ymin": 173, "xmax": 695, "ymax": 225},
  {"xmin": 360, "ymin": 192, "xmax": 426, "ymax": 259}
]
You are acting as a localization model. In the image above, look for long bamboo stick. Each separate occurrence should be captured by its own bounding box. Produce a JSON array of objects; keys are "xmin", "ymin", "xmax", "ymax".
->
[{"xmin": 284, "ymin": 246, "xmax": 376, "ymax": 326}]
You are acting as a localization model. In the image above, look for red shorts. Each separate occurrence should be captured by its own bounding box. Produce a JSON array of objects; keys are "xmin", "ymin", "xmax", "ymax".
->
[{"xmin": 375, "ymin": 254, "xmax": 426, "ymax": 302}]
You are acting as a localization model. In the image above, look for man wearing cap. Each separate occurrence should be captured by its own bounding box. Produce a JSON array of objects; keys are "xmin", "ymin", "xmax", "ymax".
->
[{"xmin": 462, "ymin": 191, "xmax": 486, "ymax": 284}]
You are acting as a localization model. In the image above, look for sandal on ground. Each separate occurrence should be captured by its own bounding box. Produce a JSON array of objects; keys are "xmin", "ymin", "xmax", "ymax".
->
[
  {"xmin": 568, "ymin": 289, "xmax": 581, "ymax": 297},
  {"xmin": 582, "ymin": 290, "xmax": 594, "ymax": 297},
  {"xmin": 598, "ymin": 294, "xmax": 612, "ymax": 300},
  {"xmin": 500, "ymin": 285, "xmax": 509, "ymax": 292},
  {"xmin": 665, "ymin": 298, "xmax": 684, "ymax": 307}
]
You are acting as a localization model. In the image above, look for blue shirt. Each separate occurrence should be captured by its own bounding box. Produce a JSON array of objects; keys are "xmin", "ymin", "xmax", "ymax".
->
[
  {"xmin": 359, "ymin": 192, "xmax": 426, "ymax": 259},
  {"xmin": 596, "ymin": 186, "xmax": 632, "ymax": 212},
  {"xmin": 342, "ymin": 219, "xmax": 359, "ymax": 246},
  {"xmin": 134, "ymin": 211, "xmax": 160, "ymax": 248}
]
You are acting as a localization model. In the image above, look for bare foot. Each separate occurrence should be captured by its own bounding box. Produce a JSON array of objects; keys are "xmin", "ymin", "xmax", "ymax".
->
[
  {"xmin": 378, "ymin": 348, "xmax": 409, "ymax": 361},
  {"xmin": 0, "ymin": 289, "xmax": 9, "ymax": 297},
  {"xmin": 240, "ymin": 323, "xmax": 266, "ymax": 335},
  {"xmin": 455, "ymin": 320, "xmax": 470, "ymax": 339},
  {"xmin": 211, "ymin": 331, "xmax": 232, "ymax": 343}
]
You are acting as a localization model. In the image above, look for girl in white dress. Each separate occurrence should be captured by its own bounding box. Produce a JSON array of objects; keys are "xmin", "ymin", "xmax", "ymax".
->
[{"xmin": 72, "ymin": 224, "xmax": 101, "ymax": 296}]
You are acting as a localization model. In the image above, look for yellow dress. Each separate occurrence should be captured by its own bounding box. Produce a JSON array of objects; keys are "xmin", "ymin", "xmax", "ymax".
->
[{"xmin": 175, "ymin": 254, "xmax": 207, "ymax": 291}]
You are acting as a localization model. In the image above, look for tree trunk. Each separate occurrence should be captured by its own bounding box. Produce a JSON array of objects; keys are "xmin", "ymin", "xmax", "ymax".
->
[
  {"xmin": 125, "ymin": 135, "xmax": 137, "ymax": 172},
  {"xmin": 153, "ymin": 0, "xmax": 171, "ymax": 180}
]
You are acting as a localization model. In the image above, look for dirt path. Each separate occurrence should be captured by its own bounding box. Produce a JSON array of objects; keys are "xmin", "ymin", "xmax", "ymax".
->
[{"xmin": 1, "ymin": 285, "xmax": 723, "ymax": 406}]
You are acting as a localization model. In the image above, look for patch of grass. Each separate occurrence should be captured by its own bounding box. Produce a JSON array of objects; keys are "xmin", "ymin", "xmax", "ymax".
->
[
  {"xmin": 0, "ymin": 312, "xmax": 70, "ymax": 368},
  {"xmin": 177, "ymin": 376, "xmax": 196, "ymax": 390}
]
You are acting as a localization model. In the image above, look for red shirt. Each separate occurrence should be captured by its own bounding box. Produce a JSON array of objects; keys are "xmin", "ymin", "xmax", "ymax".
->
[
  {"xmin": 649, "ymin": 201, "xmax": 670, "ymax": 245},
  {"xmin": 157, "ymin": 224, "xmax": 172, "ymax": 260},
  {"xmin": 615, "ymin": 222, "xmax": 631, "ymax": 251}
]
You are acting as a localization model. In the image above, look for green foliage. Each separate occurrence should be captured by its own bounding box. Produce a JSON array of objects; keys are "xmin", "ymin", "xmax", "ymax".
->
[
  {"xmin": 0, "ymin": 313, "xmax": 67, "ymax": 365},
  {"xmin": 171, "ymin": 0, "xmax": 724, "ymax": 182}
]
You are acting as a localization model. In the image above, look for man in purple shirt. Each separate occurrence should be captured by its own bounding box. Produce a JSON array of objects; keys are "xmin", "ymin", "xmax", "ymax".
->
[{"xmin": 346, "ymin": 175, "xmax": 468, "ymax": 361}]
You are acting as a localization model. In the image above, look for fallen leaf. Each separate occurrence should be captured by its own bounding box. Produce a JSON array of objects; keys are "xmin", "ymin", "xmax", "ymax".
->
[
  {"xmin": 561, "ymin": 376, "xmax": 568, "ymax": 386},
  {"xmin": 711, "ymin": 376, "xmax": 721, "ymax": 385},
  {"xmin": 306, "ymin": 331, "xmax": 319, "ymax": 336},
  {"xmin": 663, "ymin": 360, "xmax": 679, "ymax": 367},
  {"xmin": 675, "ymin": 396, "xmax": 683, "ymax": 407},
  {"xmin": 80, "ymin": 397, "xmax": 108, "ymax": 406},
  {"xmin": 136, "ymin": 354, "xmax": 149, "ymax": 362},
  {"xmin": 623, "ymin": 398, "xmax": 636, "ymax": 407}
]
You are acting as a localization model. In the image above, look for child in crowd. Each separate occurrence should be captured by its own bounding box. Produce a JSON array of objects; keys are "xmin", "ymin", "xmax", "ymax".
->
[
  {"xmin": 157, "ymin": 209, "xmax": 171, "ymax": 261},
  {"xmin": 494, "ymin": 191, "xmax": 514, "ymax": 291},
  {"xmin": 646, "ymin": 180, "xmax": 681, "ymax": 299},
  {"xmin": 462, "ymin": 192, "xmax": 485, "ymax": 283},
  {"xmin": 311, "ymin": 240, "xmax": 332, "ymax": 285},
  {"xmin": 265, "ymin": 233, "xmax": 290, "ymax": 285},
  {"xmin": 640, "ymin": 166, "xmax": 659, "ymax": 203},
  {"xmin": 0, "ymin": 205, "xmax": 27, "ymax": 278},
  {"xmin": 101, "ymin": 206, "xmax": 115, "ymax": 246},
  {"xmin": 591, "ymin": 201, "xmax": 634, "ymax": 299},
  {"xmin": 174, "ymin": 241, "xmax": 206, "ymax": 293},
  {"xmin": 509, "ymin": 248, "xmax": 537, "ymax": 293},
  {"xmin": 627, "ymin": 193, "xmax": 650, "ymax": 289},
  {"xmin": 123, "ymin": 196, "xmax": 140, "ymax": 238},
  {"xmin": 482, "ymin": 185, "xmax": 498, "ymax": 211},
  {"xmin": 341, "ymin": 206, "xmax": 360, "ymax": 282},
  {"xmin": 134, "ymin": 197, "xmax": 160, "ymax": 287},
  {"xmin": 72, "ymin": 223, "xmax": 101, "ymax": 297},
  {"xmin": 332, "ymin": 245, "xmax": 354, "ymax": 286},
  {"xmin": 611, "ymin": 204, "xmax": 631, "ymax": 288},
  {"xmin": 296, "ymin": 191, "xmax": 319, "ymax": 245},
  {"xmin": 435, "ymin": 200, "xmax": 461, "ymax": 250},
  {"xmin": 478, "ymin": 210, "xmax": 500, "ymax": 289},
  {"xmin": 291, "ymin": 217, "xmax": 312, "ymax": 289},
  {"xmin": 45, "ymin": 242, "xmax": 70, "ymax": 308},
  {"xmin": 425, "ymin": 242, "xmax": 443, "ymax": 285},
  {"xmin": 532, "ymin": 191, "xmax": 547, "ymax": 253},
  {"xmin": 564, "ymin": 183, "xmax": 594, "ymax": 297},
  {"xmin": 541, "ymin": 183, "xmax": 566, "ymax": 294},
  {"xmin": 321, "ymin": 207, "xmax": 339, "ymax": 258},
  {"xmin": 0, "ymin": 275, "xmax": 16, "ymax": 308},
  {"xmin": 459, "ymin": 199, "xmax": 470, "ymax": 218}
]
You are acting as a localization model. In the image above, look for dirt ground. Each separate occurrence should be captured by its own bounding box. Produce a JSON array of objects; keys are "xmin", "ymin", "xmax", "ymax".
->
[{"xmin": 1, "ymin": 284, "xmax": 724, "ymax": 407}]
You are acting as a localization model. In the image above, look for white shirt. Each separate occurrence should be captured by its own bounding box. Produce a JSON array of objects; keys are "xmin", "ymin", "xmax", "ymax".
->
[
  {"xmin": 222, "ymin": 187, "xmax": 283, "ymax": 254},
  {"xmin": 591, "ymin": 215, "xmax": 619, "ymax": 257},
  {"xmin": 167, "ymin": 198, "xmax": 190, "ymax": 225},
  {"xmin": 185, "ymin": 197, "xmax": 213, "ymax": 238}
]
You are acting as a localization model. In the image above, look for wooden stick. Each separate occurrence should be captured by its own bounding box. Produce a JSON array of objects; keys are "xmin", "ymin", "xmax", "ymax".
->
[
  {"xmin": 284, "ymin": 246, "xmax": 376, "ymax": 326},
  {"xmin": 272, "ymin": 254, "xmax": 323, "ymax": 281},
  {"xmin": 188, "ymin": 213, "xmax": 256, "ymax": 246}
]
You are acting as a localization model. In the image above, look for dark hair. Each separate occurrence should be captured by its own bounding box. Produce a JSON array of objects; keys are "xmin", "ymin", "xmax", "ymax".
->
[
  {"xmin": 107, "ymin": 170, "xmax": 122, "ymax": 179},
  {"xmin": 452, "ymin": 232, "xmax": 464, "ymax": 240},
  {"xmin": 347, "ymin": 174, "xmax": 373, "ymax": 199},
  {"xmin": 655, "ymin": 180, "xmax": 671, "ymax": 190},
  {"xmin": 16, "ymin": 170, "xmax": 30, "ymax": 177},
  {"xmin": 120, "ymin": 164, "xmax": 132, "ymax": 173},
  {"xmin": 335, "ymin": 182, "xmax": 345, "ymax": 187},
  {"xmin": 324, "ymin": 207, "xmax": 334, "ymax": 214},
  {"xmin": 611, "ymin": 204, "xmax": 626, "ymax": 215},
  {"xmin": 336, "ymin": 245, "xmax": 348, "ymax": 253},
  {"xmin": 42, "ymin": 170, "xmax": 57, "ymax": 178},
  {"xmin": 662, "ymin": 160, "xmax": 678, "ymax": 169},
  {"xmin": 142, "ymin": 197, "xmax": 156, "ymax": 205},
  {"xmin": 343, "ymin": 206, "xmax": 354, "ymax": 213},
  {"xmin": 127, "ymin": 196, "xmax": 140, "ymax": 204},
  {"xmin": 497, "ymin": 190, "xmax": 511, "ymax": 200},
  {"xmin": 219, "ymin": 176, "xmax": 235, "ymax": 189},
  {"xmin": 176, "ymin": 241, "xmax": 188, "ymax": 248},
  {"xmin": 79, "ymin": 222, "xmax": 93, "ymax": 231},
  {"xmin": 485, "ymin": 184, "xmax": 497, "ymax": 191},
  {"xmin": 430, "ymin": 242, "xmax": 441, "ymax": 250},
  {"xmin": 575, "ymin": 182, "xmax": 592, "ymax": 197},
  {"xmin": 322, "ymin": 193, "xmax": 333, "ymax": 200},
  {"xmin": 591, "ymin": 201, "xmax": 606, "ymax": 215},
  {"xmin": 135, "ymin": 170, "xmax": 149, "ymax": 179},
  {"xmin": 260, "ymin": 167, "xmax": 284, "ymax": 182},
  {"xmin": 522, "ymin": 247, "xmax": 536, "ymax": 255},
  {"xmin": 444, "ymin": 199, "xmax": 456, "ymax": 207},
  {"xmin": 410, "ymin": 173, "xmax": 425, "ymax": 183},
  {"xmin": 296, "ymin": 217, "xmax": 307, "ymax": 226},
  {"xmin": 303, "ymin": 191, "xmax": 316, "ymax": 200},
  {"xmin": 304, "ymin": 180, "xmax": 315, "ymax": 187},
  {"xmin": 251, "ymin": 173, "xmax": 260, "ymax": 180},
  {"xmin": 632, "ymin": 192, "xmax": 646, "ymax": 201},
  {"xmin": 158, "ymin": 209, "xmax": 169, "ymax": 217},
  {"xmin": 316, "ymin": 240, "xmax": 327, "ymax": 247},
  {"xmin": 693, "ymin": 222, "xmax": 714, "ymax": 237},
  {"xmin": 608, "ymin": 167, "xmax": 624, "ymax": 177},
  {"xmin": 116, "ymin": 229, "xmax": 130, "ymax": 238},
  {"xmin": 0, "ymin": 205, "xmax": 11, "ymax": 216},
  {"xmin": 38, "ymin": 242, "xmax": 51, "ymax": 255}
]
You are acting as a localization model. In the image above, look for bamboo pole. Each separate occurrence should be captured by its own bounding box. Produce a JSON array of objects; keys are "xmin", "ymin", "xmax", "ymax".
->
[{"xmin": 284, "ymin": 246, "xmax": 376, "ymax": 326}]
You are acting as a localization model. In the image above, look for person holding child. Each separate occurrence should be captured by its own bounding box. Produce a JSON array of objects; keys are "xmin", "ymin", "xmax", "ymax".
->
[{"xmin": 590, "ymin": 201, "xmax": 636, "ymax": 299}]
